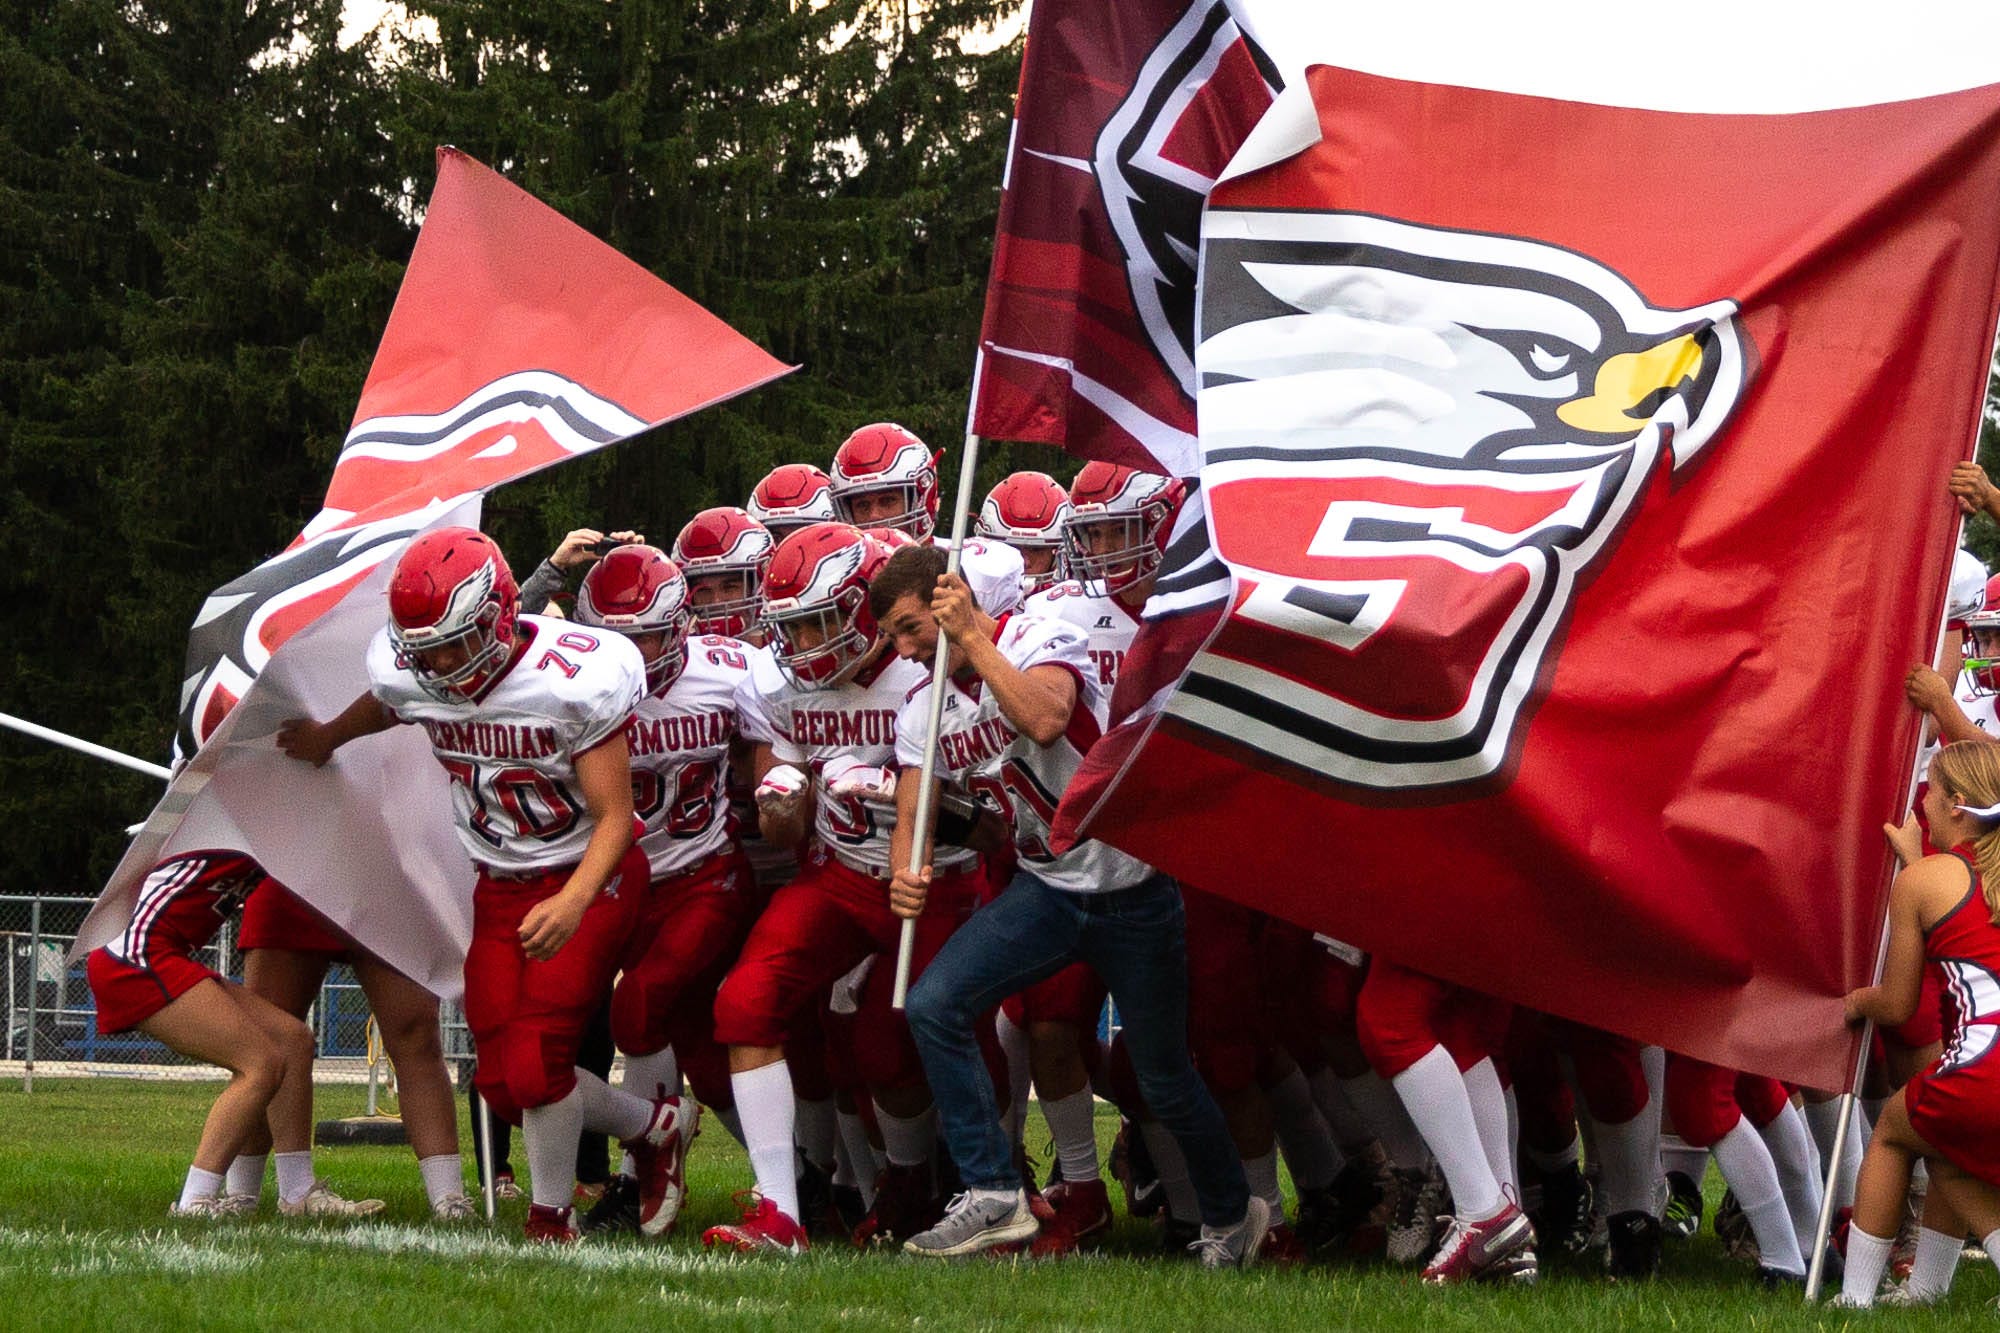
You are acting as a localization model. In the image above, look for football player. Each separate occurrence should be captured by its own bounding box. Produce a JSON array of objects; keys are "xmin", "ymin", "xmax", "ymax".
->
[
  {"xmin": 86, "ymin": 853, "xmax": 386, "ymax": 1219},
  {"xmin": 828, "ymin": 422, "xmax": 1026, "ymax": 616},
  {"xmin": 277, "ymin": 527, "xmax": 694, "ymax": 1243},
  {"xmin": 975, "ymin": 471, "xmax": 1071, "ymax": 597},
  {"xmin": 874, "ymin": 543, "xmax": 1270, "ymax": 1267},
  {"xmin": 563, "ymin": 545, "xmax": 759, "ymax": 1236},
  {"xmin": 700, "ymin": 523, "xmax": 991, "ymax": 1254},
  {"xmin": 748, "ymin": 464, "xmax": 839, "ymax": 545}
]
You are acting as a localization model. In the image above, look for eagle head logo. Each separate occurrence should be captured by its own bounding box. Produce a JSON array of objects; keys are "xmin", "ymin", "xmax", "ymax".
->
[{"xmin": 1180, "ymin": 211, "xmax": 1753, "ymax": 793}]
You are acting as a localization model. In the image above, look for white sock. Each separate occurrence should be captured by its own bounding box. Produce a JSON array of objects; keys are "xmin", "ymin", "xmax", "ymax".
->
[
  {"xmin": 1341, "ymin": 1069, "xmax": 1427, "ymax": 1170},
  {"xmin": 1308, "ymin": 1067, "xmax": 1369, "ymax": 1152},
  {"xmin": 1244, "ymin": 1150, "xmax": 1286, "ymax": 1223},
  {"xmin": 1757, "ymin": 1103, "xmax": 1825, "ymax": 1260},
  {"xmin": 1660, "ymin": 1133, "xmax": 1709, "ymax": 1185},
  {"xmin": 795, "ymin": 1096, "xmax": 837, "ymax": 1173},
  {"xmin": 1041, "ymin": 1090, "xmax": 1101, "ymax": 1183},
  {"xmin": 522, "ymin": 1089, "xmax": 586, "ymax": 1209},
  {"xmin": 837, "ymin": 1109, "xmax": 877, "ymax": 1204},
  {"xmin": 1712, "ymin": 1119, "xmax": 1804, "ymax": 1274},
  {"xmin": 1461, "ymin": 1057, "xmax": 1517, "ymax": 1200},
  {"xmin": 876, "ymin": 1105, "xmax": 937, "ymax": 1169},
  {"xmin": 1840, "ymin": 1224, "xmax": 1893, "ymax": 1306},
  {"xmin": 225, "ymin": 1153, "xmax": 267, "ymax": 1199},
  {"xmin": 1635, "ymin": 1045, "xmax": 1667, "ymax": 1207},
  {"xmin": 572, "ymin": 1068, "xmax": 652, "ymax": 1141},
  {"xmin": 1909, "ymin": 1225, "xmax": 1963, "ymax": 1299},
  {"xmin": 418, "ymin": 1153, "xmax": 464, "ymax": 1206},
  {"xmin": 716, "ymin": 1105, "xmax": 745, "ymax": 1148},
  {"xmin": 733, "ymin": 1061, "xmax": 800, "ymax": 1221},
  {"xmin": 1139, "ymin": 1119, "xmax": 1200, "ymax": 1224},
  {"xmin": 1267, "ymin": 1068, "xmax": 1339, "ymax": 1192},
  {"xmin": 996, "ymin": 1011, "xmax": 1032, "ymax": 1148},
  {"xmin": 1392, "ymin": 1047, "xmax": 1502, "ymax": 1220},
  {"xmin": 1981, "ymin": 1227, "xmax": 2000, "ymax": 1271},
  {"xmin": 180, "ymin": 1165, "xmax": 226, "ymax": 1209},
  {"xmin": 621, "ymin": 1047, "xmax": 680, "ymax": 1102},
  {"xmin": 1593, "ymin": 1112, "xmax": 1662, "ymax": 1217},
  {"xmin": 275, "ymin": 1151, "xmax": 316, "ymax": 1205}
]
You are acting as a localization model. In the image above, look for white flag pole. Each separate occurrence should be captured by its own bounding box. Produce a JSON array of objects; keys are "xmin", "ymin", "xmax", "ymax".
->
[
  {"xmin": 891, "ymin": 432, "xmax": 985, "ymax": 1010},
  {"xmin": 0, "ymin": 710, "xmax": 171, "ymax": 781}
]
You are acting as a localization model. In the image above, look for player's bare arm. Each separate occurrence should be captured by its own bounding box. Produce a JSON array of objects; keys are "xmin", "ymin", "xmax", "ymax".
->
[
  {"xmin": 275, "ymin": 693, "xmax": 398, "ymax": 767},
  {"xmin": 518, "ymin": 734, "xmax": 635, "ymax": 962},
  {"xmin": 1844, "ymin": 855, "xmax": 1957, "ymax": 1025},
  {"xmin": 750, "ymin": 742, "xmax": 813, "ymax": 847},
  {"xmin": 1906, "ymin": 664, "xmax": 1991, "ymax": 745},
  {"xmin": 932, "ymin": 573, "xmax": 1077, "ymax": 745},
  {"xmin": 887, "ymin": 771, "xmax": 933, "ymax": 920}
]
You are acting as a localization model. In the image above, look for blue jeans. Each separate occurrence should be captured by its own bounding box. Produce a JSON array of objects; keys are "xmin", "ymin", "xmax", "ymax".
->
[{"xmin": 905, "ymin": 869, "xmax": 1249, "ymax": 1227}]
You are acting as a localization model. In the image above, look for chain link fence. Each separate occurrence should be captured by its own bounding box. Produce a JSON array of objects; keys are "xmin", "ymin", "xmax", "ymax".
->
[{"xmin": 0, "ymin": 894, "xmax": 471, "ymax": 1084}]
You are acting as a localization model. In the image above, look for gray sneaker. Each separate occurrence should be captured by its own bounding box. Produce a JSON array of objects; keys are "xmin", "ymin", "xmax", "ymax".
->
[
  {"xmin": 1190, "ymin": 1196, "xmax": 1273, "ymax": 1270},
  {"xmin": 1386, "ymin": 1165, "xmax": 1446, "ymax": 1264},
  {"xmin": 903, "ymin": 1189, "xmax": 1039, "ymax": 1258}
]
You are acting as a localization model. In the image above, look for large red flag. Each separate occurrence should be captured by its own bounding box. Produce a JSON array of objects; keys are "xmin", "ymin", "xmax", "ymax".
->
[
  {"xmin": 1056, "ymin": 65, "xmax": 2000, "ymax": 1089},
  {"xmin": 82, "ymin": 150, "xmax": 792, "ymax": 996}
]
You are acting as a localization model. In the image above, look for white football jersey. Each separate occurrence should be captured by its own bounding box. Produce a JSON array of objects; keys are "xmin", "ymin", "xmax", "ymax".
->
[
  {"xmin": 369, "ymin": 613, "xmax": 646, "ymax": 874},
  {"xmin": 730, "ymin": 644, "xmax": 806, "ymax": 885},
  {"xmin": 1956, "ymin": 671, "xmax": 2000, "ymax": 737},
  {"xmin": 1024, "ymin": 579, "xmax": 1143, "ymax": 693},
  {"xmin": 626, "ymin": 635, "xmax": 752, "ymax": 880},
  {"xmin": 896, "ymin": 613, "xmax": 1152, "ymax": 894},
  {"xmin": 754, "ymin": 649, "xmax": 974, "ymax": 875}
]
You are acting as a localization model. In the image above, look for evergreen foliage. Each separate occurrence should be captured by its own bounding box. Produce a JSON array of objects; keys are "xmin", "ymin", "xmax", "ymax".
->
[{"xmin": 0, "ymin": 0, "xmax": 1049, "ymax": 893}]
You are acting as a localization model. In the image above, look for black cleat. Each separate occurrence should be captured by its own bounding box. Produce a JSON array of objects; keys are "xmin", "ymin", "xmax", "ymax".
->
[
  {"xmin": 579, "ymin": 1174, "xmax": 641, "ymax": 1236},
  {"xmin": 1533, "ymin": 1162, "xmax": 1594, "ymax": 1257},
  {"xmin": 1662, "ymin": 1169, "xmax": 1703, "ymax": 1241},
  {"xmin": 1605, "ymin": 1210, "xmax": 1663, "ymax": 1280}
]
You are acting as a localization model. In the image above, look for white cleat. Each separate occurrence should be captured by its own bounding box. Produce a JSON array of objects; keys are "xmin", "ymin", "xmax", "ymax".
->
[
  {"xmin": 169, "ymin": 1195, "xmax": 233, "ymax": 1219},
  {"xmin": 278, "ymin": 1181, "xmax": 387, "ymax": 1218},
  {"xmin": 214, "ymin": 1191, "xmax": 261, "ymax": 1217},
  {"xmin": 432, "ymin": 1192, "xmax": 479, "ymax": 1222}
]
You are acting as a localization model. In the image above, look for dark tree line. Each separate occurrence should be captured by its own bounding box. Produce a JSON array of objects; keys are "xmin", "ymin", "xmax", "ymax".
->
[{"xmin": 1, "ymin": 0, "xmax": 1062, "ymax": 894}]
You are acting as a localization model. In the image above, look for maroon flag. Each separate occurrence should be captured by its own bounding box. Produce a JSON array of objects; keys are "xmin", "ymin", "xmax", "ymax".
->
[
  {"xmin": 1056, "ymin": 65, "xmax": 2000, "ymax": 1089},
  {"xmin": 968, "ymin": 0, "xmax": 1277, "ymax": 479}
]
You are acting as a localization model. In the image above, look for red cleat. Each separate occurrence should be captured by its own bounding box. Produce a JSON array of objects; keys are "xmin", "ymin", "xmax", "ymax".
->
[
  {"xmin": 701, "ymin": 1192, "xmax": 810, "ymax": 1255},
  {"xmin": 524, "ymin": 1203, "xmax": 580, "ymax": 1244},
  {"xmin": 625, "ymin": 1095, "xmax": 700, "ymax": 1237},
  {"xmin": 1421, "ymin": 1202, "xmax": 1538, "ymax": 1285},
  {"xmin": 1028, "ymin": 1179, "xmax": 1113, "ymax": 1257}
]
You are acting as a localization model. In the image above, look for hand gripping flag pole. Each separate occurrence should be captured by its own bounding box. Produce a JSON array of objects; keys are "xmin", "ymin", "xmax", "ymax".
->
[{"xmin": 892, "ymin": 433, "xmax": 985, "ymax": 1010}]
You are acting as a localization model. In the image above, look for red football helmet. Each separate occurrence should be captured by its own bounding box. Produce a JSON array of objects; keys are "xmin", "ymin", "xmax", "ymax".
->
[
  {"xmin": 575, "ymin": 545, "xmax": 692, "ymax": 694},
  {"xmin": 1063, "ymin": 461, "xmax": 1186, "ymax": 594},
  {"xmin": 671, "ymin": 506, "xmax": 773, "ymax": 638},
  {"xmin": 1964, "ymin": 572, "xmax": 2000, "ymax": 695},
  {"xmin": 978, "ymin": 471, "xmax": 1072, "ymax": 594},
  {"xmin": 747, "ymin": 464, "xmax": 837, "ymax": 544},
  {"xmin": 759, "ymin": 522, "xmax": 893, "ymax": 687},
  {"xmin": 387, "ymin": 527, "xmax": 521, "ymax": 702},
  {"xmin": 829, "ymin": 422, "xmax": 939, "ymax": 541}
]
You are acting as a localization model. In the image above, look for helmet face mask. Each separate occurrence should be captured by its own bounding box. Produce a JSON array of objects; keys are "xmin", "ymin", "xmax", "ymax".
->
[
  {"xmin": 672, "ymin": 507, "xmax": 772, "ymax": 638},
  {"xmin": 757, "ymin": 522, "xmax": 889, "ymax": 690},
  {"xmin": 1968, "ymin": 620, "xmax": 2000, "ymax": 696},
  {"xmin": 575, "ymin": 545, "xmax": 693, "ymax": 694},
  {"xmin": 388, "ymin": 528, "xmax": 520, "ymax": 704},
  {"xmin": 829, "ymin": 423, "xmax": 939, "ymax": 543},
  {"xmin": 765, "ymin": 594, "xmax": 872, "ymax": 688},
  {"xmin": 1062, "ymin": 462, "xmax": 1184, "ymax": 596}
]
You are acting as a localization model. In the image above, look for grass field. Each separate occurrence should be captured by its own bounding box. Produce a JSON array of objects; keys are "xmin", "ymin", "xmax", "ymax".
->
[{"xmin": 0, "ymin": 1078, "xmax": 1993, "ymax": 1331}]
